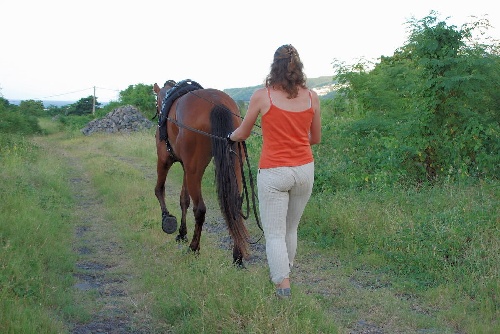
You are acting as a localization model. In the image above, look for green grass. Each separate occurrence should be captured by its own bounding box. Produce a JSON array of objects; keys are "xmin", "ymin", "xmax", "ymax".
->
[
  {"xmin": 0, "ymin": 134, "xmax": 83, "ymax": 333},
  {"xmin": 1, "ymin": 118, "xmax": 498, "ymax": 333},
  {"xmin": 301, "ymin": 183, "xmax": 499, "ymax": 332},
  {"xmin": 37, "ymin": 117, "xmax": 64, "ymax": 135}
]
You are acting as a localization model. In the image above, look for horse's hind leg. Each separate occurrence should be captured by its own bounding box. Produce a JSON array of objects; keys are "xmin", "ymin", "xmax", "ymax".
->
[
  {"xmin": 233, "ymin": 244, "xmax": 244, "ymax": 268},
  {"xmin": 176, "ymin": 173, "xmax": 190, "ymax": 243},
  {"xmin": 184, "ymin": 172, "xmax": 206, "ymax": 253},
  {"xmin": 190, "ymin": 195, "xmax": 206, "ymax": 253}
]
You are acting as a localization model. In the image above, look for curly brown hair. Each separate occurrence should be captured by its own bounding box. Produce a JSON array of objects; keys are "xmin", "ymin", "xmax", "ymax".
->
[{"xmin": 265, "ymin": 44, "xmax": 307, "ymax": 99}]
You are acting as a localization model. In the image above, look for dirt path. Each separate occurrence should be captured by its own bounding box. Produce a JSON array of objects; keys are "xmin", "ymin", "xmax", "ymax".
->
[
  {"xmin": 50, "ymin": 147, "xmax": 151, "ymax": 333},
  {"xmin": 59, "ymin": 148, "xmax": 265, "ymax": 333}
]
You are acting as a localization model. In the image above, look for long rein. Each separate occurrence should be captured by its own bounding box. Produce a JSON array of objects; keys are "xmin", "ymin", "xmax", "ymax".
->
[{"xmin": 166, "ymin": 91, "xmax": 264, "ymax": 242}]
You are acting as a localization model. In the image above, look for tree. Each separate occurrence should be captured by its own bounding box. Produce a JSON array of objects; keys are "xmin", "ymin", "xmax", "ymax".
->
[
  {"xmin": 119, "ymin": 84, "xmax": 156, "ymax": 115},
  {"xmin": 66, "ymin": 96, "xmax": 100, "ymax": 115},
  {"xmin": 334, "ymin": 13, "xmax": 500, "ymax": 183},
  {"xmin": 0, "ymin": 98, "xmax": 42, "ymax": 135},
  {"xmin": 0, "ymin": 97, "xmax": 12, "ymax": 113},
  {"xmin": 18, "ymin": 100, "xmax": 45, "ymax": 117},
  {"xmin": 401, "ymin": 13, "xmax": 500, "ymax": 180}
]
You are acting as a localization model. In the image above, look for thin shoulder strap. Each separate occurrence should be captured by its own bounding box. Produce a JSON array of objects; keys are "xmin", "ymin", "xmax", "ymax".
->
[
  {"xmin": 308, "ymin": 90, "xmax": 312, "ymax": 108},
  {"xmin": 267, "ymin": 87, "xmax": 274, "ymax": 105}
]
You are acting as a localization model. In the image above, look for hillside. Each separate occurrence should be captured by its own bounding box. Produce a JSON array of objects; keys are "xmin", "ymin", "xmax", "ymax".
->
[{"xmin": 224, "ymin": 76, "xmax": 337, "ymax": 101}]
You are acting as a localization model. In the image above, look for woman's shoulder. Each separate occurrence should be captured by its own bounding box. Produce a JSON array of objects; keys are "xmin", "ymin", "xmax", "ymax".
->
[
  {"xmin": 249, "ymin": 87, "xmax": 269, "ymax": 103},
  {"xmin": 249, "ymin": 87, "xmax": 271, "ymax": 113},
  {"xmin": 251, "ymin": 87, "xmax": 268, "ymax": 97}
]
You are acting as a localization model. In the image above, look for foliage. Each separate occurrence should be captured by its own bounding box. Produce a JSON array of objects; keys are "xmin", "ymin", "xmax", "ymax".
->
[
  {"xmin": 44, "ymin": 104, "xmax": 66, "ymax": 117},
  {"xmin": 57, "ymin": 114, "xmax": 94, "ymax": 131},
  {"xmin": 17, "ymin": 99, "xmax": 45, "ymax": 117},
  {"xmin": 0, "ymin": 97, "xmax": 43, "ymax": 135},
  {"xmin": 0, "ymin": 96, "xmax": 12, "ymax": 112},
  {"xmin": 333, "ymin": 13, "xmax": 500, "ymax": 184},
  {"xmin": 65, "ymin": 96, "xmax": 101, "ymax": 116},
  {"xmin": 119, "ymin": 83, "xmax": 156, "ymax": 116}
]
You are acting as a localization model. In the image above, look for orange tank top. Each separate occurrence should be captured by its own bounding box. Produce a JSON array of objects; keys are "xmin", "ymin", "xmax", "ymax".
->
[{"xmin": 258, "ymin": 88, "xmax": 315, "ymax": 168}]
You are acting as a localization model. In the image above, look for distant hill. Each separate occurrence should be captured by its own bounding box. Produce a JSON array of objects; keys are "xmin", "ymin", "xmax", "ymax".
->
[
  {"xmin": 224, "ymin": 76, "xmax": 337, "ymax": 101},
  {"xmin": 9, "ymin": 100, "xmax": 76, "ymax": 108},
  {"xmin": 8, "ymin": 76, "xmax": 337, "ymax": 107}
]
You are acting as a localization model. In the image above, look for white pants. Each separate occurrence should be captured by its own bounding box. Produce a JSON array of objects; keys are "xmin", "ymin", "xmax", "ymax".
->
[{"xmin": 257, "ymin": 162, "xmax": 314, "ymax": 284}]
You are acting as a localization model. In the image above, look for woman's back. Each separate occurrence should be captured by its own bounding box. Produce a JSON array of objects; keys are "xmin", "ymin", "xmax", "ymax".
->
[
  {"xmin": 264, "ymin": 86, "xmax": 312, "ymax": 113},
  {"xmin": 259, "ymin": 86, "xmax": 315, "ymax": 168}
]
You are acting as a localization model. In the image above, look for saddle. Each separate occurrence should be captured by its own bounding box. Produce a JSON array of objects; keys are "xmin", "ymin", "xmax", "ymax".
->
[{"xmin": 158, "ymin": 79, "xmax": 204, "ymax": 141}]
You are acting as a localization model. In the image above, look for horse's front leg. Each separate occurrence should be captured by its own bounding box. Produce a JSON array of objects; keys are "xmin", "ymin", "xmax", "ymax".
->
[
  {"xmin": 176, "ymin": 174, "xmax": 190, "ymax": 243},
  {"xmin": 155, "ymin": 134, "xmax": 178, "ymax": 234}
]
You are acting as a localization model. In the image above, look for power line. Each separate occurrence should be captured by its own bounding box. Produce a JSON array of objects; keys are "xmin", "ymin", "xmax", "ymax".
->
[
  {"xmin": 30, "ymin": 86, "xmax": 122, "ymax": 101},
  {"xmin": 40, "ymin": 87, "xmax": 94, "ymax": 99},
  {"xmin": 95, "ymin": 86, "xmax": 121, "ymax": 92}
]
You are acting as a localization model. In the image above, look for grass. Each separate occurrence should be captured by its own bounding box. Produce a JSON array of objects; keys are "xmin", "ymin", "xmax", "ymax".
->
[
  {"xmin": 301, "ymin": 184, "xmax": 499, "ymax": 332},
  {"xmin": 0, "ymin": 134, "xmax": 83, "ymax": 333},
  {"xmin": 1, "ymin": 121, "xmax": 498, "ymax": 333}
]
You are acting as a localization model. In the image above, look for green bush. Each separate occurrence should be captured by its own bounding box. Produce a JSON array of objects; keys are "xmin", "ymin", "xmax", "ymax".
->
[
  {"xmin": 0, "ymin": 108, "xmax": 42, "ymax": 136},
  {"xmin": 333, "ymin": 13, "xmax": 500, "ymax": 184},
  {"xmin": 57, "ymin": 114, "xmax": 94, "ymax": 131}
]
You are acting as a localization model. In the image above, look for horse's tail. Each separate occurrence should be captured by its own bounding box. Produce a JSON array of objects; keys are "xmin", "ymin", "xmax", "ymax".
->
[{"xmin": 210, "ymin": 105, "xmax": 250, "ymax": 258}]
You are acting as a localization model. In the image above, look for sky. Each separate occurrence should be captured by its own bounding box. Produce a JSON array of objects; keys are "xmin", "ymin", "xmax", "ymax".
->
[{"xmin": 1, "ymin": 0, "xmax": 498, "ymax": 102}]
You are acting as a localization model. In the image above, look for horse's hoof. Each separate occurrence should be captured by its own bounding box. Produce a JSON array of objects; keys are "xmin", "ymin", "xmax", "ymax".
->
[
  {"xmin": 175, "ymin": 235, "xmax": 188, "ymax": 243},
  {"xmin": 162, "ymin": 214, "xmax": 178, "ymax": 234},
  {"xmin": 233, "ymin": 258, "xmax": 246, "ymax": 269}
]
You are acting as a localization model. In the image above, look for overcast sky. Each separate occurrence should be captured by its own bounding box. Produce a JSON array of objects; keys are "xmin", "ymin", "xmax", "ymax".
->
[{"xmin": 1, "ymin": 0, "xmax": 498, "ymax": 102}]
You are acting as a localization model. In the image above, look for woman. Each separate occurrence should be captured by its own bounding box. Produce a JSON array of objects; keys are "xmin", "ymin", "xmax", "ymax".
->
[{"xmin": 228, "ymin": 44, "xmax": 321, "ymax": 298}]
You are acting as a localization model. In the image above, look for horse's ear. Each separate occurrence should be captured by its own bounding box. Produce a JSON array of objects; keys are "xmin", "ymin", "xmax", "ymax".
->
[{"xmin": 153, "ymin": 83, "xmax": 160, "ymax": 94}]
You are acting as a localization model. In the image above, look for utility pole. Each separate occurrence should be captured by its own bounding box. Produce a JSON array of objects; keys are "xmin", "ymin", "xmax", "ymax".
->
[{"xmin": 92, "ymin": 86, "xmax": 96, "ymax": 115}]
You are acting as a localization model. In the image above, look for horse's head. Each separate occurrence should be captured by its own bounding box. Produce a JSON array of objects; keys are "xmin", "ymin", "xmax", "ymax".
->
[
  {"xmin": 154, "ymin": 83, "xmax": 162, "ymax": 115},
  {"xmin": 154, "ymin": 80, "xmax": 177, "ymax": 116}
]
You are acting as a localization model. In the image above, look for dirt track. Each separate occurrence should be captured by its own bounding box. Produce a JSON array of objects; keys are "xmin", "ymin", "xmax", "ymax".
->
[
  {"xmin": 60, "ymin": 147, "xmax": 267, "ymax": 333},
  {"xmin": 60, "ymin": 149, "xmax": 149, "ymax": 333}
]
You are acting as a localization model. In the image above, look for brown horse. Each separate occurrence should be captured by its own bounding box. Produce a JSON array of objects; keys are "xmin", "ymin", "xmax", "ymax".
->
[{"xmin": 153, "ymin": 81, "xmax": 250, "ymax": 265}]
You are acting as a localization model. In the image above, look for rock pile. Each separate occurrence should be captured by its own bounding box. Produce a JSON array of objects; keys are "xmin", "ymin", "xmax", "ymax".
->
[{"xmin": 81, "ymin": 105, "xmax": 154, "ymax": 136}]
